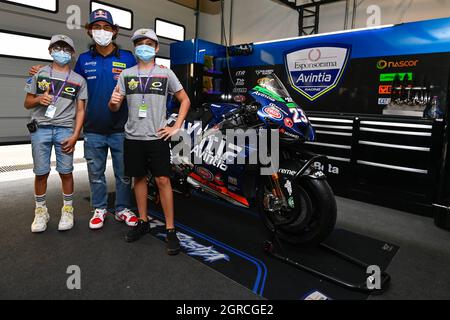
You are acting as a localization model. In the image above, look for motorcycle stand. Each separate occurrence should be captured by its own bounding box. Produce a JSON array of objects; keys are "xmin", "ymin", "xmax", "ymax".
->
[{"xmin": 263, "ymin": 226, "xmax": 391, "ymax": 295}]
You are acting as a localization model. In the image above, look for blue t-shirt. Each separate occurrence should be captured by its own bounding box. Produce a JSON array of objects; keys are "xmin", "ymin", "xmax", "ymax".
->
[{"xmin": 75, "ymin": 46, "xmax": 137, "ymax": 134}]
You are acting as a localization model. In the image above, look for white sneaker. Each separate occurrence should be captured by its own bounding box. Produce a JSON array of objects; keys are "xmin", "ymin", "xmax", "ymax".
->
[
  {"xmin": 59, "ymin": 206, "xmax": 74, "ymax": 231},
  {"xmin": 115, "ymin": 208, "xmax": 138, "ymax": 227},
  {"xmin": 31, "ymin": 207, "xmax": 50, "ymax": 233},
  {"xmin": 89, "ymin": 208, "xmax": 108, "ymax": 230}
]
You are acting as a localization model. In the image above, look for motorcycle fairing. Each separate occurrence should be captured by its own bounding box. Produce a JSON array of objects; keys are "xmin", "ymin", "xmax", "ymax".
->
[{"xmin": 249, "ymin": 83, "xmax": 315, "ymax": 142}]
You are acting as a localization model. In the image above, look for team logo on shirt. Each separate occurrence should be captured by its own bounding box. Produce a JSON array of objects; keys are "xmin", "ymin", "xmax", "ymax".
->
[
  {"xmin": 113, "ymin": 62, "xmax": 127, "ymax": 69},
  {"xmin": 112, "ymin": 68, "xmax": 124, "ymax": 75},
  {"xmin": 124, "ymin": 76, "xmax": 168, "ymax": 95},
  {"xmin": 36, "ymin": 76, "xmax": 80, "ymax": 99},
  {"xmin": 128, "ymin": 79, "xmax": 139, "ymax": 91},
  {"xmin": 38, "ymin": 79, "xmax": 50, "ymax": 91},
  {"xmin": 64, "ymin": 87, "xmax": 77, "ymax": 96}
]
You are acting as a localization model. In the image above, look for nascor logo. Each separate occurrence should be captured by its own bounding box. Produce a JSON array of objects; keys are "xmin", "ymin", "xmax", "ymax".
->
[{"xmin": 377, "ymin": 60, "xmax": 419, "ymax": 70}]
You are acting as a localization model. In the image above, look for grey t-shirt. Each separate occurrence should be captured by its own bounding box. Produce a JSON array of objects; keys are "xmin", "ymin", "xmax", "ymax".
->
[
  {"xmin": 118, "ymin": 65, "xmax": 183, "ymax": 141},
  {"xmin": 24, "ymin": 65, "xmax": 88, "ymax": 128}
]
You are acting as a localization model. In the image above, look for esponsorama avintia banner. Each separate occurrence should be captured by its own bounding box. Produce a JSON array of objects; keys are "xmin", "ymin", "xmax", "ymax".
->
[{"xmin": 285, "ymin": 45, "xmax": 351, "ymax": 101}]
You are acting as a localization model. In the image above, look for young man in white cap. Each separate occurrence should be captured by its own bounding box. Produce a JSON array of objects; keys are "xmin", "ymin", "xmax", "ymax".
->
[
  {"xmin": 109, "ymin": 29, "xmax": 191, "ymax": 255},
  {"xmin": 24, "ymin": 35, "xmax": 87, "ymax": 233}
]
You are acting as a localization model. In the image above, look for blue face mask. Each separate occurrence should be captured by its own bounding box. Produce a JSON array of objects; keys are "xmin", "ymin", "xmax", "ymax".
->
[
  {"xmin": 51, "ymin": 50, "xmax": 72, "ymax": 66},
  {"xmin": 135, "ymin": 45, "xmax": 156, "ymax": 62}
]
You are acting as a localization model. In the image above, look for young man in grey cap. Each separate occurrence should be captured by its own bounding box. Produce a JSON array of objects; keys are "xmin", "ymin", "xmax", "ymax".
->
[
  {"xmin": 109, "ymin": 29, "xmax": 191, "ymax": 255},
  {"xmin": 29, "ymin": 9, "xmax": 138, "ymax": 231},
  {"xmin": 24, "ymin": 35, "xmax": 87, "ymax": 233}
]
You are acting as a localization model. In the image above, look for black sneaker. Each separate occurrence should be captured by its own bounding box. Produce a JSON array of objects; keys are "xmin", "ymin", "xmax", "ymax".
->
[
  {"xmin": 125, "ymin": 220, "xmax": 150, "ymax": 243},
  {"xmin": 166, "ymin": 228, "xmax": 180, "ymax": 255}
]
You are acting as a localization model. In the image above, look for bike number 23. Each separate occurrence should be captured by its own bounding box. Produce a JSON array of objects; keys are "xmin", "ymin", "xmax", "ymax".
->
[{"xmin": 290, "ymin": 108, "xmax": 308, "ymax": 123}]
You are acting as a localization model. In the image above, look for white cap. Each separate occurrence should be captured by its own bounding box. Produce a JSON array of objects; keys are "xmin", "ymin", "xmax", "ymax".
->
[
  {"xmin": 131, "ymin": 28, "xmax": 158, "ymax": 43},
  {"xmin": 49, "ymin": 35, "xmax": 75, "ymax": 51}
]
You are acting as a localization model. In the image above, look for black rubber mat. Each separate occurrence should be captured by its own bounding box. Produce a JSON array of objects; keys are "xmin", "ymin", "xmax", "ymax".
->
[{"xmin": 144, "ymin": 191, "xmax": 399, "ymax": 300}]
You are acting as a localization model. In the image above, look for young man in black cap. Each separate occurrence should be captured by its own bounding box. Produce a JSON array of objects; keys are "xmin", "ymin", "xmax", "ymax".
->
[
  {"xmin": 25, "ymin": 35, "xmax": 87, "ymax": 233},
  {"xmin": 109, "ymin": 29, "xmax": 191, "ymax": 255}
]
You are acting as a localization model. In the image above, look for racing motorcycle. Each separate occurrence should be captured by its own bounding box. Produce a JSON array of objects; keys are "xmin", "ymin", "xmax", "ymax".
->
[{"xmin": 148, "ymin": 74, "xmax": 337, "ymax": 245}]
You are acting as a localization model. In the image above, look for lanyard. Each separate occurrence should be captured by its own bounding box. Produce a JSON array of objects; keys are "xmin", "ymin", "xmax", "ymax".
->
[
  {"xmin": 49, "ymin": 67, "xmax": 71, "ymax": 105},
  {"xmin": 137, "ymin": 65, "xmax": 155, "ymax": 104}
]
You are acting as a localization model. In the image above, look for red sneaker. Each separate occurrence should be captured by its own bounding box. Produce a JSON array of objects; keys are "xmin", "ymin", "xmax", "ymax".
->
[
  {"xmin": 115, "ymin": 208, "xmax": 138, "ymax": 227},
  {"xmin": 89, "ymin": 209, "xmax": 108, "ymax": 230}
]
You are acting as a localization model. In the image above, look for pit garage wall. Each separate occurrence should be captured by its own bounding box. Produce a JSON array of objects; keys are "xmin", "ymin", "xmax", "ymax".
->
[
  {"xmin": 0, "ymin": 0, "xmax": 195, "ymax": 143},
  {"xmin": 171, "ymin": 18, "xmax": 450, "ymax": 216},
  {"xmin": 198, "ymin": 0, "xmax": 450, "ymax": 45},
  {"xmin": 229, "ymin": 18, "xmax": 450, "ymax": 216}
]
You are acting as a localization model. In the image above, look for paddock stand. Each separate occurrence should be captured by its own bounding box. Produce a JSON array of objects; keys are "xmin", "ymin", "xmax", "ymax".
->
[{"xmin": 263, "ymin": 222, "xmax": 391, "ymax": 295}]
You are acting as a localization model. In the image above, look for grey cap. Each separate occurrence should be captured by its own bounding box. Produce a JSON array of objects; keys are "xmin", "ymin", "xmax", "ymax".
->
[
  {"xmin": 49, "ymin": 35, "xmax": 75, "ymax": 51},
  {"xmin": 131, "ymin": 28, "xmax": 158, "ymax": 43}
]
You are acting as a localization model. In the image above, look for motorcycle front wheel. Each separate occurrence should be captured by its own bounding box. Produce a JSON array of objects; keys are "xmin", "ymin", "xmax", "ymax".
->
[{"xmin": 258, "ymin": 177, "xmax": 337, "ymax": 246}]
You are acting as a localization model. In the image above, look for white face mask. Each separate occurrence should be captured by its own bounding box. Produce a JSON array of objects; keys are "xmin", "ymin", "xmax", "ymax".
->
[{"xmin": 92, "ymin": 30, "xmax": 113, "ymax": 47}]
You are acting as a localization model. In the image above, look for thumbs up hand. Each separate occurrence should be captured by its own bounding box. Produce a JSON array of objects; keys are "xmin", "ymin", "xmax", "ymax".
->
[
  {"xmin": 110, "ymin": 85, "xmax": 124, "ymax": 105},
  {"xmin": 39, "ymin": 86, "xmax": 53, "ymax": 106},
  {"xmin": 109, "ymin": 85, "xmax": 125, "ymax": 112}
]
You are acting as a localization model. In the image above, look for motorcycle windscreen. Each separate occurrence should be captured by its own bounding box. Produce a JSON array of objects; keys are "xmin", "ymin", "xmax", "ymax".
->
[{"xmin": 250, "ymin": 74, "xmax": 315, "ymax": 142}]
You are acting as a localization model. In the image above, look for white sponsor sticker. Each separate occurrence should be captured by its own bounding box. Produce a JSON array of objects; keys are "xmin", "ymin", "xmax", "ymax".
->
[{"xmin": 378, "ymin": 98, "xmax": 391, "ymax": 105}]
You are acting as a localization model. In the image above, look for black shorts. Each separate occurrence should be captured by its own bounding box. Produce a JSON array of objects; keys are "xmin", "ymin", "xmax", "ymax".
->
[{"xmin": 124, "ymin": 139, "xmax": 171, "ymax": 177}]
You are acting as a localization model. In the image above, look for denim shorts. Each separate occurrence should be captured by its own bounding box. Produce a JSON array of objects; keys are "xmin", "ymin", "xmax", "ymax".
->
[{"xmin": 31, "ymin": 125, "xmax": 74, "ymax": 176}]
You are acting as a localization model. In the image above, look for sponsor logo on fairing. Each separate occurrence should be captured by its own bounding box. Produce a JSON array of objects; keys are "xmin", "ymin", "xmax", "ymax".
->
[
  {"xmin": 285, "ymin": 46, "xmax": 351, "ymax": 101},
  {"xmin": 253, "ymin": 90, "xmax": 276, "ymax": 101},
  {"xmin": 263, "ymin": 106, "xmax": 283, "ymax": 120},
  {"xmin": 284, "ymin": 118, "xmax": 294, "ymax": 128},
  {"xmin": 279, "ymin": 168, "xmax": 296, "ymax": 176},
  {"xmin": 196, "ymin": 167, "xmax": 214, "ymax": 181}
]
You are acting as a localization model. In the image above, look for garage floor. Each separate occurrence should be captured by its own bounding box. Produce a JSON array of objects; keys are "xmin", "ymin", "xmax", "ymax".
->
[{"xmin": 0, "ymin": 153, "xmax": 449, "ymax": 300}]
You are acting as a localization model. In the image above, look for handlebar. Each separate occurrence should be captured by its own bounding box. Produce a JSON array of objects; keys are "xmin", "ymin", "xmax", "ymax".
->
[{"xmin": 221, "ymin": 103, "xmax": 260, "ymax": 121}]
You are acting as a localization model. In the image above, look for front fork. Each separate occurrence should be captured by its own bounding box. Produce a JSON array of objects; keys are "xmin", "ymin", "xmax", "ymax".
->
[{"xmin": 270, "ymin": 173, "xmax": 288, "ymax": 208}]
